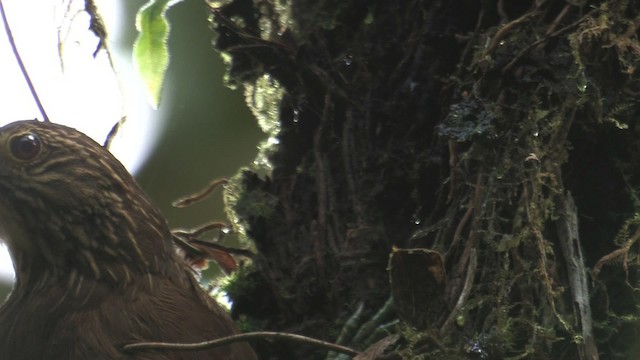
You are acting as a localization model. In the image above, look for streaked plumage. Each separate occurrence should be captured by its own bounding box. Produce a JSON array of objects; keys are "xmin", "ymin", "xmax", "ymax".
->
[{"xmin": 0, "ymin": 120, "xmax": 257, "ymax": 359}]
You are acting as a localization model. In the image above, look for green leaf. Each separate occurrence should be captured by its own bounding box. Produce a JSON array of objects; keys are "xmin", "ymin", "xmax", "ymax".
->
[{"xmin": 133, "ymin": 0, "xmax": 178, "ymax": 109}]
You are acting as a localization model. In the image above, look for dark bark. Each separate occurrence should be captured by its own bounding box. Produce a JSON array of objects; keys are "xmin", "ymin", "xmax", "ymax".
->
[{"xmin": 211, "ymin": 1, "xmax": 640, "ymax": 359}]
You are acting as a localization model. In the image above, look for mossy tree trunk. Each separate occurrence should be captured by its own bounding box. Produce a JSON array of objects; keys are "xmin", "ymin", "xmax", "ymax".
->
[{"xmin": 212, "ymin": 1, "xmax": 640, "ymax": 359}]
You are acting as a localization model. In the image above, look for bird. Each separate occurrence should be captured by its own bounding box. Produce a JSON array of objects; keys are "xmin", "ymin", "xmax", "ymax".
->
[{"xmin": 0, "ymin": 120, "xmax": 258, "ymax": 360}]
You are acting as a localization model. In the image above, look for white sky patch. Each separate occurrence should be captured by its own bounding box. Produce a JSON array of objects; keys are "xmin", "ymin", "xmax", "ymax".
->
[
  {"xmin": 0, "ymin": 244, "xmax": 12, "ymax": 281},
  {"xmin": 0, "ymin": 0, "xmax": 163, "ymax": 283}
]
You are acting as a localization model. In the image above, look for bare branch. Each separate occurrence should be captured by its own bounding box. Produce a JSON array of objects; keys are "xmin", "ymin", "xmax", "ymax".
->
[
  {"xmin": 173, "ymin": 178, "xmax": 229, "ymax": 208},
  {"xmin": 123, "ymin": 331, "xmax": 361, "ymax": 357},
  {"xmin": 0, "ymin": 0, "xmax": 50, "ymax": 122}
]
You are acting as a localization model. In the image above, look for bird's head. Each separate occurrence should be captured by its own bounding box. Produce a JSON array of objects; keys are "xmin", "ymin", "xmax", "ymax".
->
[{"xmin": 0, "ymin": 120, "xmax": 172, "ymax": 285}]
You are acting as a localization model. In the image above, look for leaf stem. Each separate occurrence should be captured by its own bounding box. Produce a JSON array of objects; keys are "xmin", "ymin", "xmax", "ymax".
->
[{"xmin": 0, "ymin": 0, "xmax": 50, "ymax": 122}]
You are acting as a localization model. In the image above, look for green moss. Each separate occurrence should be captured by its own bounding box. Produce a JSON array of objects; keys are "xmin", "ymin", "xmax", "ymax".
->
[{"xmin": 223, "ymin": 170, "xmax": 278, "ymax": 240}]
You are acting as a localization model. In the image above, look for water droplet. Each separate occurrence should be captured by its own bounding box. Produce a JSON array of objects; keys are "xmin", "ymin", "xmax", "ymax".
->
[
  {"xmin": 465, "ymin": 339, "xmax": 489, "ymax": 359},
  {"xmin": 267, "ymin": 136, "xmax": 280, "ymax": 145},
  {"xmin": 576, "ymin": 71, "xmax": 588, "ymax": 93},
  {"xmin": 293, "ymin": 108, "xmax": 300, "ymax": 123},
  {"xmin": 343, "ymin": 53, "xmax": 353, "ymax": 66}
]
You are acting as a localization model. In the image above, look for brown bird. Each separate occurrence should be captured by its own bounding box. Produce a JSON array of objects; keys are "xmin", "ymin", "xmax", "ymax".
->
[{"xmin": 0, "ymin": 120, "xmax": 257, "ymax": 360}]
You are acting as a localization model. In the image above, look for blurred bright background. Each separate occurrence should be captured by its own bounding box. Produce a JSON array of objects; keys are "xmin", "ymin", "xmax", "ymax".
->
[{"xmin": 0, "ymin": 0, "xmax": 263, "ymax": 298}]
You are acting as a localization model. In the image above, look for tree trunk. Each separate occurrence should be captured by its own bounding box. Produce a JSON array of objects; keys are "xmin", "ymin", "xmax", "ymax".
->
[{"xmin": 211, "ymin": 1, "xmax": 640, "ymax": 359}]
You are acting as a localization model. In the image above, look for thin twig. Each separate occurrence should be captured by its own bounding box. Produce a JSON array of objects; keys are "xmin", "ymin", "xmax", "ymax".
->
[
  {"xmin": 441, "ymin": 248, "xmax": 477, "ymax": 334},
  {"xmin": 593, "ymin": 225, "xmax": 640, "ymax": 279},
  {"xmin": 445, "ymin": 203, "xmax": 473, "ymax": 262},
  {"xmin": 0, "ymin": 0, "xmax": 50, "ymax": 122},
  {"xmin": 447, "ymin": 140, "xmax": 458, "ymax": 203},
  {"xmin": 455, "ymin": 171, "xmax": 484, "ymax": 275},
  {"xmin": 84, "ymin": 0, "xmax": 107, "ymax": 56},
  {"xmin": 524, "ymin": 181, "xmax": 572, "ymax": 335},
  {"xmin": 545, "ymin": 4, "xmax": 571, "ymax": 36},
  {"xmin": 103, "ymin": 116, "xmax": 126, "ymax": 148},
  {"xmin": 172, "ymin": 178, "xmax": 229, "ymax": 208},
  {"xmin": 502, "ymin": 9, "xmax": 595, "ymax": 73},
  {"xmin": 482, "ymin": 10, "xmax": 537, "ymax": 58},
  {"xmin": 85, "ymin": 0, "xmax": 130, "ymax": 149},
  {"xmin": 172, "ymin": 236, "xmax": 255, "ymax": 258},
  {"xmin": 172, "ymin": 221, "xmax": 230, "ymax": 239},
  {"xmin": 327, "ymin": 302, "xmax": 364, "ymax": 360},
  {"xmin": 123, "ymin": 331, "xmax": 360, "ymax": 357},
  {"xmin": 349, "ymin": 297, "xmax": 395, "ymax": 347}
]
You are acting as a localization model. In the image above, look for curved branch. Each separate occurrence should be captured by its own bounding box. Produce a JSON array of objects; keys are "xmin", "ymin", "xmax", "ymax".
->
[
  {"xmin": 0, "ymin": 0, "xmax": 49, "ymax": 122},
  {"xmin": 123, "ymin": 331, "xmax": 361, "ymax": 357}
]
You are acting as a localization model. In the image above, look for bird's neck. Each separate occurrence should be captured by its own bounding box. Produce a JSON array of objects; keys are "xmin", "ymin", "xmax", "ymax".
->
[
  {"xmin": 9, "ymin": 213, "xmax": 178, "ymax": 291},
  {"xmin": 5, "ymin": 183, "xmax": 181, "ymax": 292}
]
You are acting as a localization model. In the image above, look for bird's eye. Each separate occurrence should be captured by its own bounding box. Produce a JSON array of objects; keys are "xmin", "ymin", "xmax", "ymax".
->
[{"xmin": 9, "ymin": 133, "xmax": 42, "ymax": 161}]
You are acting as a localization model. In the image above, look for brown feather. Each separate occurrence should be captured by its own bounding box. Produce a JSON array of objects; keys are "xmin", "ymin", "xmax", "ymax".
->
[{"xmin": 0, "ymin": 120, "xmax": 257, "ymax": 360}]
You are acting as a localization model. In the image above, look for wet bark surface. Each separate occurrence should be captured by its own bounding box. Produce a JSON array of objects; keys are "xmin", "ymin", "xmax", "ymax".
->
[{"xmin": 211, "ymin": 1, "xmax": 640, "ymax": 359}]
